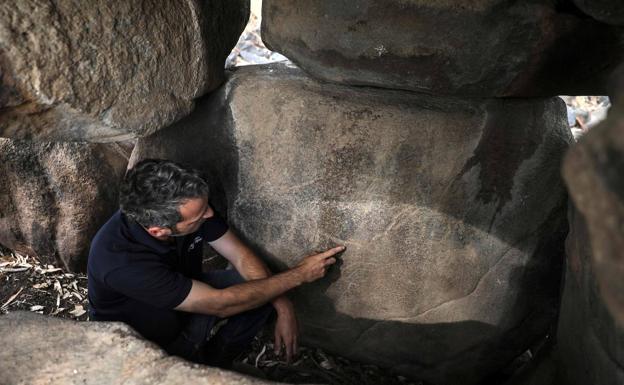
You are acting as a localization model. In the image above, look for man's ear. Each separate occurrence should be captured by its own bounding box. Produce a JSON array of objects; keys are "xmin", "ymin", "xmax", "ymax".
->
[{"xmin": 146, "ymin": 226, "xmax": 171, "ymax": 238}]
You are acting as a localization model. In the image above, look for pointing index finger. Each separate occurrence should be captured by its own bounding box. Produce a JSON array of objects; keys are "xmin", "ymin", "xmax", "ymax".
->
[{"xmin": 321, "ymin": 245, "xmax": 346, "ymax": 258}]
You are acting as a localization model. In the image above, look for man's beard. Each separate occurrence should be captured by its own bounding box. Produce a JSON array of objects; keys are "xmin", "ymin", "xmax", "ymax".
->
[{"xmin": 168, "ymin": 226, "xmax": 189, "ymax": 237}]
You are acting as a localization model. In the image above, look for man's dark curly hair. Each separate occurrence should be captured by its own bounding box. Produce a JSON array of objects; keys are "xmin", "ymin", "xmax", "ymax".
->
[{"xmin": 119, "ymin": 159, "xmax": 210, "ymax": 228}]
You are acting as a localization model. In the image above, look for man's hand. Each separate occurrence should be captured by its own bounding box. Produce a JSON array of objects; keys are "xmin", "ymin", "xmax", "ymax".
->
[
  {"xmin": 273, "ymin": 297, "xmax": 299, "ymax": 363},
  {"xmin": 294, "ymin": 246, "xmax": 345, "ymax": 283},
  {"xmin": 273, "ymin": 246, "xmax": 344, "ymax": 362},
  {"xmin": 176, "ymin": 244, "xmax": 346, "ymax": 318}
]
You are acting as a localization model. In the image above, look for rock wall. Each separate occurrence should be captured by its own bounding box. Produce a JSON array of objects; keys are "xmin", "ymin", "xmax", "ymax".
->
[
  {"xmin": 563, "ymin": 80, "xmax": 624, "ymax": 327},
  {"xmin": 132, "ymin": 63, "xmax": 572, "ymax": 385},
  {"xmin": 556, "ymin": 207, "xmax": 624, "ymax": 385},
  {"xmin": 3, "ymin": 0, "xmax": 623, "ymax": 383},
  {"xmin": 556, "ymin": 69, "xmax": 624, "ymax": 384},
  {"xmin": 0, "ymin": 311, "xmax": 279, "ymax": 385},
  {"xmin": 572, "ymin": 0, "xmax": 624, "ymax": 25},
  {"xmin": 0, "ymin": 139, "xmax": 129, "ymax": 271},
  {"xmin": 261, "ymin": 0, "xmax": 624, "ymax": 97},
  {"xmin": 0, "ymin": 0, "xmax": 248, "ymax": 141}
]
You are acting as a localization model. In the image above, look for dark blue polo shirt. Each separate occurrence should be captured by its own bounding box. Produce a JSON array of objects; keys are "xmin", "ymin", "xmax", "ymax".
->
[{"xmin": 87, "ymin": 210, "xmax": 228, "ymax": 347}]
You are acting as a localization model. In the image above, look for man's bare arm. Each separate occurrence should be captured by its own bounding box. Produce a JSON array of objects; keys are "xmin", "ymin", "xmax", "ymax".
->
[
  {"xmin": 174, "ymin": 246, "xmax": 343, "ymax": 317},
  {"xmin": 208, "ymin": 230, "xmax": 295, "ymax": 313},
  {"xmin": 208, "ymin": 230, "xmax": 309, "ymax": 362},
  {"xmin": 208, "ymin": 230, "xmax": 273, "ymax": 281}
]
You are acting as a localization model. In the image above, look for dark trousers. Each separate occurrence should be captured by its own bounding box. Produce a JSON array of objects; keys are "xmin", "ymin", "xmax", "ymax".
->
[{"xmin": 166, "ymin": 269, "xmax": 275, "ymax": 368}]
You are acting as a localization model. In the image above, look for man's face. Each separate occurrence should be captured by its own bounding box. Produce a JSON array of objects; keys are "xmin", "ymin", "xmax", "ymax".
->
[{"xmin": 171, "ymin": 196, "xmax": 214, "ymax": 237}]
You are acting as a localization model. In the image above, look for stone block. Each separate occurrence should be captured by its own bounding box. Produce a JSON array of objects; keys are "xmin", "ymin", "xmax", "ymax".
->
[
  {"xmin": 261, "ymin": 0, "xmax": 623, "ymax": 96},
  {"xmin": 0, "ymin": 0, "xmax": 248, "ymax": 141},
  {"xmin": 132, "ymin": 63, "xmax": 571, "ymax": 384},
  {"xmin": 0, "ymin": 312, "xmax": 279, "ymax": 385},
  {"xmin": 556, "ymin": 207, "xmax": 624, "ymax": 385},
  {"xmin": 572, "ymin": 0, "xmax": 624, "ymax": 25},
  {"xmin": 563, "ymin": 87, "xmax": 624, "ymax": 327},
  {"xmin": 0, "ymin": 139, "xmax": 129, "ymax": 271}
]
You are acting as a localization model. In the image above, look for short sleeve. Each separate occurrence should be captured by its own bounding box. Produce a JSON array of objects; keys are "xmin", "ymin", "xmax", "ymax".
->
[
  {"xmin": 104, "ymin": 260, "xmax": 192, "ymax": 309},
  {"xmin": 201, "ymin": 215, "xmax": 229, "ymax": 242}
]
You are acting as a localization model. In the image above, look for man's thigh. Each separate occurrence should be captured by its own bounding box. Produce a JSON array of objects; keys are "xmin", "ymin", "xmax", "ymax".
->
[
  {"xmin": 166, "ymin": 269, "xmax": 243, "ymax": 361},
  {"xmin": 181, "ymin": 269, "xmax": 245, "ymax": 341}
]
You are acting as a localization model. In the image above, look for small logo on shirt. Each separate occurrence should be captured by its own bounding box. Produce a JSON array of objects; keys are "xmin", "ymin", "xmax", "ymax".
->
[{"xmin": 187, "ymin": 236, "xmax": 203, "ymax": 252}]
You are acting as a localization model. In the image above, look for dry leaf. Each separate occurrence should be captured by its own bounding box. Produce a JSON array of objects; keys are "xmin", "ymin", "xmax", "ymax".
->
[
  {"xmin": 53, "ymin": 280, "xmax": 63, "ymax": 295},
  {"xmin": 255, "ymin": 345, "xmax": 267, "ymax": 367},
  {"xmin": 30, "ymin": 305, "xmax": 44, "ymax": 311},
  {"xmin": 69, "ymin": 305, "xmax": 86, "ymax": 317},
  {"xmin": 1, "ymin": 287, "xmax": 23, "ymax": 309},
  {"xmin": 319, "ymin": 360, "xmax": 334, "ymax": 370},
  {"xmin": 51, "ymin": 307, "xmax": 66, "ymax": 315}
]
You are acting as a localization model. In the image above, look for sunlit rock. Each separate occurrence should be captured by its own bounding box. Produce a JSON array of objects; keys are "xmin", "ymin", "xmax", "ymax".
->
[{"xmin": 0, "ymin": 0, "xmax": 248, "ymax": 141}]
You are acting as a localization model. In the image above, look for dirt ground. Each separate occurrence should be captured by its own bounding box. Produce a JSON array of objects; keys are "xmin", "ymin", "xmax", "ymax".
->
[{"xmin": 0, "ymin": 247, "xmax": 417, "ymax": 385}]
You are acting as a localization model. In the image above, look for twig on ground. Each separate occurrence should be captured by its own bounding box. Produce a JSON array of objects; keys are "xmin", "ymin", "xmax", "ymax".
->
[{"xmin": 1, "ymin": 287, "xmax": 24, "ymax": 310}]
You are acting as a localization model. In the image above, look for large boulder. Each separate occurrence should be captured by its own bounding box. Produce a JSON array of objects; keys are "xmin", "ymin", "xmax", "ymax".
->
[
  {"xmin": 0, "ymin": 0, "xmax": 248, "ymax": 142},
  {"xmin": 131, "ymin": 64, "xmax": 571, "ymax": 384},
  {"xmin": 0, "ymin": 139, "xmax": 129, "ymax": 271},
  {"xmin": 0, "ymin": 312, "xmax": 279, "ymax": 385},
  {"xmin": 261, "ymin": 0, "xmax": 624, "ymax": 97},
  {"xmin": 562, "ymin": 95, "xmax": 624, "ymax": 326},
  {"xmin": 556, "ymin": 207, "xmax": 624, "ymax": 385},
  {"xmin": 572, "ymin": 0, "xmax": 624, "ymax": 25}
]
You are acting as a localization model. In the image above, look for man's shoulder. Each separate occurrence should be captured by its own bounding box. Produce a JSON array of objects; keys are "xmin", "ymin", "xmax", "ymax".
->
[
  {"xmin": 91, "ymin": 211, "xmax": 130, "ymax": 253},
  {"xmin": 200, "ymin": 214, "xmax": 229, "ymax": 242},
  {"xmin": 88, "ymin": 211, "xmax": 149, "ymax": 275}
]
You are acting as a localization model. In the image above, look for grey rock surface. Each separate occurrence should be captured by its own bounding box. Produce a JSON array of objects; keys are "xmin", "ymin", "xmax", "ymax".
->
[
  {"xmin": 556, "ymin": 207, "xmax": 624, "ymax": 385},
  {"xmin": 0, "ymin": 311, "xmax": 284, "ymax": 385},
  {"xmin": 0, "ymin": 139, "xmax": 128, "ymax": 271},
  {"xmin": 563, "ymin": 94, "xmax": 624, "ymax": 327},
  {"xmin": 0, "ymin": 0, "xmax": 248, "ymax": 142},
  {"xmin": 132, "ymin": 63, "xmax": 572, "ymax": 384},
  {"xmin": 261, "ymin": 0, "xmax": 624, "ymax": 97}
]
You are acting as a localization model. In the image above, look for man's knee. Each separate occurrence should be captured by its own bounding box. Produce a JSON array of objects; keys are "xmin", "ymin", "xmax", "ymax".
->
[{"xmin": 239, "ymin": 303, "xmax": 275, "ymax": 326}]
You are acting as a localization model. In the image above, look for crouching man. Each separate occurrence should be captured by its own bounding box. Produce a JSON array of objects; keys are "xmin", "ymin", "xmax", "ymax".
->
[{"xmin": 87, "ymin": 159, "xmax": 343, "ymax": 368}]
